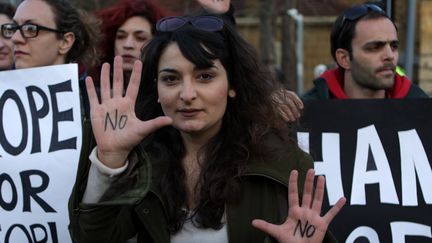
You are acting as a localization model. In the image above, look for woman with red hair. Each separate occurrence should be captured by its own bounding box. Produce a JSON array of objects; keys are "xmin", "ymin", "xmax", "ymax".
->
[
  {"xmin": 90, "ymin": 0, "xmax": 168, "ymax": 83},
  {"xmin": 91, "ymin": 0, "xmax": 232, "ymax": 85}
]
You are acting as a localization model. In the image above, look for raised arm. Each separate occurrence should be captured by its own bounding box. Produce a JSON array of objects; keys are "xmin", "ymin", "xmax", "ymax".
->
[
  {"xmin": 85, "ymin": 56, "xmax": 172, "ymax": 168},
  {"xmin": 196, "ymin": 0, "xmax": 231, "ymax": 14},
  {"xmin": 252, "ymin": 169, "xmax": 346, "ymax": 243}
]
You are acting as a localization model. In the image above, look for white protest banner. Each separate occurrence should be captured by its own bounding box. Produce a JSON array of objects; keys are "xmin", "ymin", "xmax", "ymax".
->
[{"xmin": 0, "ymin": 64, "xmax": 82, "ymax": 243}]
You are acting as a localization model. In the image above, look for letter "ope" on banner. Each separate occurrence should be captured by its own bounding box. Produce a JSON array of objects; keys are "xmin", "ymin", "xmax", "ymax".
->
[{"xmin": 0, "ymin": 81, "xmax": 77, "ymax": 156}]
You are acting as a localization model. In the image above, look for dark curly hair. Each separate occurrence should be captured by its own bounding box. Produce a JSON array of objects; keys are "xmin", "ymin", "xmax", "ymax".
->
[
  {"xmin": 0, "ymin": 2, "xmax": 15, "ymax": 19},
  {"xmin": 41, "ymin": 0, "xmax": 100, "ymax": 66},
  {"xmin": 138, "ymin": 17, "xmax": 289, "ymax": 232}
]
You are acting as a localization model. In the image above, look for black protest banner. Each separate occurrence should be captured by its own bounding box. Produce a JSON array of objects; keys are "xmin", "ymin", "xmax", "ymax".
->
[
  {"xmin": 0, "ymin": 64, "xmax": 81, "ymax": 243},
  {"xmin": 297, "ymin": 99, "xmax": 432, "ymax": 243}
]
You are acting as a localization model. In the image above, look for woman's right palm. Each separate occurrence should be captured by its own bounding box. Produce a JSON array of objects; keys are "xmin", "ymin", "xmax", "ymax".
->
[{"xmin": 85, "ymin": 57, "xmax": 172, "ymax": 168}]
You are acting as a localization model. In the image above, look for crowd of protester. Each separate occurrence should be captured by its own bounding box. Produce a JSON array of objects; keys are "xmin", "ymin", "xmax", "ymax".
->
[{"xmin": 0, "ymin": 0, "xmax": 427, "ymax": 242}]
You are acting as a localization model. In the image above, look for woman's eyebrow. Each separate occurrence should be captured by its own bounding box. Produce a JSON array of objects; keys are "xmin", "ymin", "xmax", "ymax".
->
[{"xmin": 158, "ymin": 68, "xmax": 178, "ymax": 74}]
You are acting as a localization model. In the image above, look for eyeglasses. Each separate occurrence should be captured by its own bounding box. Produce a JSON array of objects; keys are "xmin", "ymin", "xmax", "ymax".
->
[
  {"xmin": 156, "ymin": 16, "xmax": 224, "ymax": 32},
  {"xmin": 339, "ymin": 4, "xmax": 386, "ymax": 28},
  {"xmin": 1, "ymin": 23, "xmax": 64, "ymax": 39}
]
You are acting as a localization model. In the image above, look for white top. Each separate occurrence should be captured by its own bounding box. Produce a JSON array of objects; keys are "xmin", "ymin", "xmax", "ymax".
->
[
  {"xmin": 84, "ymin": 147, "xmax": 229, "ymax": 243},
  {"xmin": 171, "ymin": 210, "xmax": 228, "ymax": 243}
]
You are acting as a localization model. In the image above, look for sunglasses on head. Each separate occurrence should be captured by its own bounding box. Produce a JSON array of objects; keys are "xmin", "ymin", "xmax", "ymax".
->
[
  {"xmin": 339, "ymin": 4, "xmax": 386, "ymax": 28},
  {"xmin": 156, "ymin": 16, "xmax": 224, "ymax": 32}
]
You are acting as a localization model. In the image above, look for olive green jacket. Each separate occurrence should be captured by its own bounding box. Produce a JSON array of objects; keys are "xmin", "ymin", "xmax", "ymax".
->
[{"xmin": 68, "ymin": 121, "xmax": 337, "ymax": 243}]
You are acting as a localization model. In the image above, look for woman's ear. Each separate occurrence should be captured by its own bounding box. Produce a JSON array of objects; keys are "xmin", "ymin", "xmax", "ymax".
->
[
  {"xmin": 58, "ymin": 32, "xmax": 76, "ymax": 55},
  {"xmin": 228, "ymin": 89, "xmax": 236, "ymax": 98},
  {"xmin": 335, "ymin": 48, "xmax": 351, "ymax": 70}
]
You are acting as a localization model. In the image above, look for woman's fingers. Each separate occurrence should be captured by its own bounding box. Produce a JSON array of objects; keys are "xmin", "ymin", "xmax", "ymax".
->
[
  {"xmin": 323, "ymin": 197, "xmax": 346, "ymax": 224},
  {"xmin": 85, "ymin": 76, "xmax": 98, "ymax": 110},
  {"xmin": 288, "ymin": 170, "xmax": 299, "ymax": 208},
  {"xmin": 99, "ymin": 57, "xmax": 127, "ymax": 102},
  {"xmin": 125, "ymin": 60, "xmax": 143, "ymax": 102},
  {"xmin": 137, "ymin": 116, "xmax": 173, "ymax": 137},
  {"xmin": 113, "ymin": 56, "xmax": 124, "ymax": 98},
  {"xmin": 301, "ymin": 169, "xmax": 315, "ymax": 208},
  {"xmin": 311, "ymin": 175, "xmax": 325, "ymax": 213},
  {"xmin": 100, "ymin": 62, "xmax": 111, "ymax": 102}
]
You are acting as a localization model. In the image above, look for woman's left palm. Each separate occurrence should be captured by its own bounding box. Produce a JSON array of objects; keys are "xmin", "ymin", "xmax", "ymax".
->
[{"xmin": 253, "ymin": 169, "xmax": 346, "ymax": 243}]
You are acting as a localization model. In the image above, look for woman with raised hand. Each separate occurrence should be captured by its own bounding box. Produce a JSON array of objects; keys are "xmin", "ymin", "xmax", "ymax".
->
[{"xmin": 69, "ymin": 14, "xmax": 345, "ymax": 243}]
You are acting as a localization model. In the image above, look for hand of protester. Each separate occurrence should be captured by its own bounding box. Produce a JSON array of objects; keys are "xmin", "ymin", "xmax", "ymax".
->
[
  {"xmin": 272, "ymin": 89, "xmax": 304, "ymax": 122},
  {"xmin": 252, "ymin": 169, "xmax": 346, "ymax": 243},
  {"xmin": 197, "ymin": 0, "xmax": 230, "ymax": 14},
  {"xmin": 85, "ymin": 56, "xmax": 172, "ymax": 168}
]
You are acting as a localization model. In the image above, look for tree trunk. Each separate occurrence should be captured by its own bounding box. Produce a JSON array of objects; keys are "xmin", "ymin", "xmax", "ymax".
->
[
  {"xmin": 259, "ymin": 0, "xmax": 276, "ymax": 67},
  {"xmin": 281, "ymin": 0, "xmax": 298, "ymax": 90}
]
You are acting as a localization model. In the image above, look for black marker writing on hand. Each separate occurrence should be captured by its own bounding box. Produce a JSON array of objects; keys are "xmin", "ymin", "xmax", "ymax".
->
[
  {"xmin": 104, "ymin": 109, "xmax": 128, "ymax": 131},
  {"xmin": 294, "ymin": 220, "xmax": 316, "ymax": 238}
]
